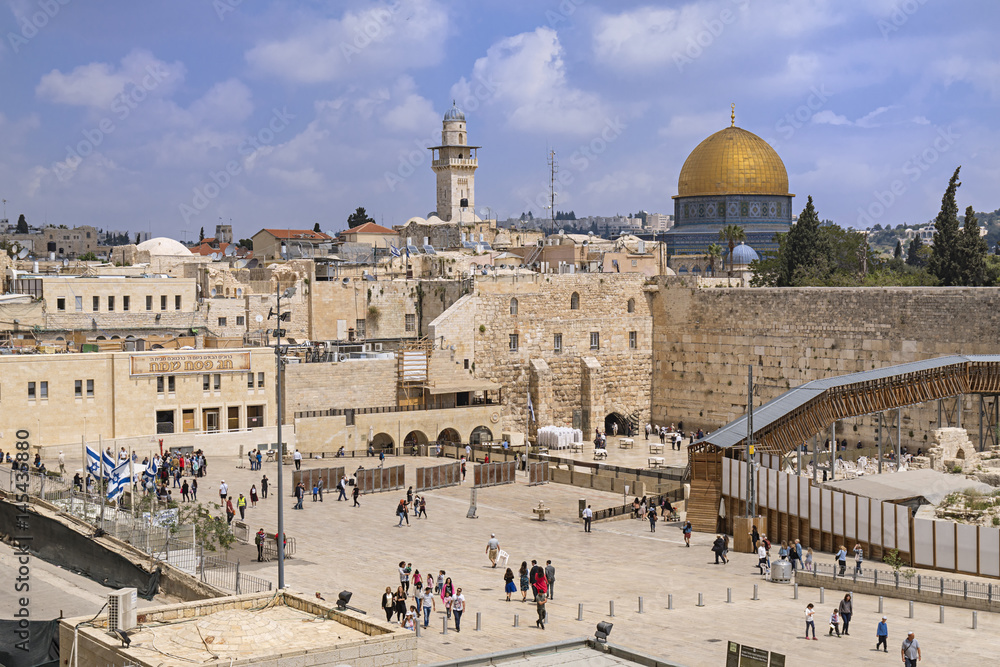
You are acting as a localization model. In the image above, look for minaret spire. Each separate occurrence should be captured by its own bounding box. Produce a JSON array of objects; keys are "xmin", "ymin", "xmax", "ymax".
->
[{"xmin": 731, "ymin": 103, "xmax": 736, "ymax": 127}]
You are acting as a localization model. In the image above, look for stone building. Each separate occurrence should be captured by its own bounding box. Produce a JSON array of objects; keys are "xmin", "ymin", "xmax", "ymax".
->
[
  {"xmin": 430, "ymin": 102, "xmax": 479, "ymax": 223},
  {"xmin": 0, "ymin": 224, "xmax": 105, "ymax": 259},
  {"xmin": 251, "ymin": 228, "xmax": 333, "ymax": 260},
  {"xmin": 429, "ymin": 273, "xmax": 653, "ymax": 437}
]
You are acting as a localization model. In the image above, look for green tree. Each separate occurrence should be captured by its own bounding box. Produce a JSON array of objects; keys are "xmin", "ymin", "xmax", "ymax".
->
[
  {"xmin": 347, "ymin": 207, "xmax": 375, "ymax": 228},
  {"xmin": 238, "ymin": 238, "xmax": 254, "ymax": 250},
  {"xmin": 313, "ymin": 222, "xmax": 321, "ymax": 233},
  {"xmin": 706, "ymin": 243, "xmax": 724, "ymax": 277},
  {"xmin": 15, "ymin": 214, "xmax": 28, "ymax": 234},
  {"xmin": 177, "ymin": 502, "xmax": 236, "ymax": 553},
  {"xmin": 906, "ymin": 236, "xmax": 924, "ymax": 266},
  {"xmin": 718, "ymin": 224, "xmax": 746, "ymax": 276},
  {"xmin": 78, "ymin": 252, "xmax": 98, "ymax": 261},
  {"xmin": 199, "ymin": 226, "xmax": 205, "ymax": 243},
  {"xmin": 958, "ymin": 206, "xmax": 989, "ymax": 286},
  {"xmin": 928, "ymin": 167, "xmax": 963, "ymax": 286},
  {"xmin": 135, "ymin": 232, "xmax": 141, "ymax": 245},
  {"xmin": 778, "ymin": 196, "xmax": 828, "ymax": 286},
  {"xmin": 893, "ymin": 240, "xmax": 903, "ymax": 259}
]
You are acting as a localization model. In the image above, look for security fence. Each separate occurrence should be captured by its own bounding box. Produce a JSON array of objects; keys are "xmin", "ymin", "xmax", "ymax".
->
[
  {"xmin": 473, "ymin": 461, "xmax": 517, "ymax": 488},
  {"xmin": 355, "ymin": 465, "xmax": 405, "ymax": 494},
  {"xmin": 415, "ymin": 462, "xmax": 461, "ymax": 492}
]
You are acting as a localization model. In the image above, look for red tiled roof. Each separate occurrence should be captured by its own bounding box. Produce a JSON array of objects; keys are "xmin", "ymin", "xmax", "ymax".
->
[
  {"xmin": 260, "ymin": 229, "xmax": 332, "ymax": 241},
  {"xmin": 343, "ymin": 222, "xmax": 395, "ymax": 235}
]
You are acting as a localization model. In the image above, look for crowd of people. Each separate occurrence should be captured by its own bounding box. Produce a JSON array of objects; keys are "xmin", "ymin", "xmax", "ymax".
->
[{"xmin": 383, "ymin": 563, "xmax": 467, "ymax": 632}]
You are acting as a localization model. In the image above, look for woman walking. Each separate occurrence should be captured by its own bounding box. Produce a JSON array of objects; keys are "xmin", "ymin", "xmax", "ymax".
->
[
  {"xmin": 519, "ymin": 561, "xmax": 530, "ymax": 602},
  {"xmin": 838, "ymin": 593, "xmax": 853, "ymax": 635},
  {"xmin": 190, "ymin": 478, "xmax": 197, "ymax": 501},
  {"xmin": 804, "ymin": 603, "xmax": 817, "ymax": 640},
  {"xmin": 250, "ymin": 484, "xmax": 258, "ymax": 508},
  {"xmin": 503, "ymin": 567, "xmax": 516, "ymax": 601},
  {"xmin": 382, "ymin": 587, "xmax": 394, "ymax": 622},
  {"xmin": 181, "ymin": 480, "xmax": 189, "ymax": 502},
  {"xmin": 394, "ymin": 586, "xmax": 407, "ymax": 622},
  {"xmin": 648, "ymin": 508, "xmax": 657, "ymax": 532},
  {"xmin": 682, "ymin": 521, "xmax": 692, "ymax": 547},
  {"xmin": 440, "ymin": 577, "xmax": 454, "ymax": 618}
]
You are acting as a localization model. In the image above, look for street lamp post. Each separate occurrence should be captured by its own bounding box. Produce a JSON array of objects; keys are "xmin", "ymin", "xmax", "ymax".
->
[
  {"xmin": 271, "ymin": 285, "xmax": 296, "ymax": 589},
  {"xmin": 746, "ymin": 365, "xmax": 756, "ymax": 518}
]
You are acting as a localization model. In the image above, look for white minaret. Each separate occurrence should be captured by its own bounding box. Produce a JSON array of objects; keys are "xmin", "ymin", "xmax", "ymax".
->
[{"xmin": 429, "ymin": 102, "xmax": 479, "ymax": 223}]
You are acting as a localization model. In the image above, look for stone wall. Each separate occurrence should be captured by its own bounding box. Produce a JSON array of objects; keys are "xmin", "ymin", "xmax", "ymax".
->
[
  {"xmin": 283, "ymin": 359, "xmax": 398, "ymax": 421},
  {"xmin": 650, "ymin": 283, "xmax": 1000, "ymax": 447},
  {"xmin": 430, "ymin": 273, "xmax": 653, "ymax": 435}
]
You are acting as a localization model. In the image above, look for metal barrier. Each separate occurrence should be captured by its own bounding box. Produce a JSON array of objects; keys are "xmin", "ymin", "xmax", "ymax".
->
[
  {"xmin": 291, "ymin": 467, "xmax": 345, "ymax": 495},
  {"xmin": 355, "ymin": 465, "xmax": 405, "ymax": 494},
  {"xmin": 591, "ymin": 493, "xmax": 678, "ymax": 522},
  {"xmin": 812, "ymin": 563, "xmax": 996, "ymax": 602},
  {"xmin": 261, "ymin": 536, "xmax": 296, "ymax": 562},
  {"xmin": 415, "ymin": 462, "xmax": 461, "ymax": 492},
  {"xmin": 0, "ymin": 467, "xmax": 73, "ymax": 501},
  {"xmin": 162, "ymin": 538, "xmax": 272, "ymax": 594},
  {"xmin": 527, "ymin": 461, "xmax": 549, "ymax": 486},
  {"xmin": 473, "ymin": 461, "xmax": 516, "ymax": 488}
]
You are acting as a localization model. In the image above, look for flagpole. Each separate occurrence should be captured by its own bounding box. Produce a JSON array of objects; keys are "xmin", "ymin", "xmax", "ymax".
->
[
  {"xmin": 130, "ymin": 448, "xmax": 135, "ymax": 522},
  {"xmin": 81, "ymin": 435, "xmax": 88, "ymax": 524},
  {"xmin": 98, "ymin": 435, "xmax": 104, "ymax": 532}
]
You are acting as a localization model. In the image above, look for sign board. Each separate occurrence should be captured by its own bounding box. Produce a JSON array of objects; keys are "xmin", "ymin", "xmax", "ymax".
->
[
  {"xmin": 726, "ymin": 641, "xmax": 784, "ymax": 667},
  {"xmin": 130, "ymin": 351, "xmax": 251, "ymax": 377}
]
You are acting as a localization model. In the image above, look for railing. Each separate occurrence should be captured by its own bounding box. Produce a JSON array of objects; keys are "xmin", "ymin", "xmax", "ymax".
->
[
  {"xmin": 295, "ymin": 399, "xmax": 497, "ymax": 420},
  {"xmin": 0, "ymin": 467, "xmax": 73, "ymax": 501},
  {"xmin": 161, "ymin": 538, "xmax": 272, "ymax": 594},
  {"xmin": 541, "ymin": 453, "xmax": 688, "ymax": 483},
  {"xmin": 811, "ymin": 562, "xmax": 997, "ymax": 603},
  {"xmin": 592, "ymin": 492, "xmax": 681, "ymax": 522}
]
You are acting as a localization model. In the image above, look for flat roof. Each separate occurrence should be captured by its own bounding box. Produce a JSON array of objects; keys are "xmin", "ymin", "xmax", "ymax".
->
[{"xmin": 823, "ymin": 468, "xmax": 992, "ymax": 505}]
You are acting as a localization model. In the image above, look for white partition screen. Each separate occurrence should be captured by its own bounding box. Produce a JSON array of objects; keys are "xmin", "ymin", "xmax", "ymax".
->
[
  {"xmin": 980, "ymin": 526, "xmax": 1000, "ymax": 577},
  {"xmin": 935, "ymin": 522, "xmax": 956, "ymax": 570},
  {"xmin": 799, "ymin": 477, "xmax": 810, "ymax": 516},
  {"xmin": 882, "ymin": 502, "xmax": 896, "ymax": 551},
  {"xmin": 821, "ymin": 489, "xmax": 832, "ymax": 533},
  {"xmin": 722, "ymin": 457, "xmax": 731, "ymax": 496},
  {"xmin": 810, "ymin": 484, "xmax": 821, "ymax": 530},
  {"xmin": 832, "ymin": 492, "xmax": 845, "ymax": 539},
  {"xmin": 845, "ymin": 495, "xmax": 856, "ymax": 540},
  {"xmin": 895, "ymin": 505, "xmax": 910, "ymax": 554},
  {"xmin": 857, "ymin": 497, "xmax": 870, "ymax": 545},
  {"xmin": 913, "ymin": 519, "xmax": 935, "ymax": 567},
  {"xmin": 956, "ymin": 523, "xmax": 978, "ymax": 575},
  {"xmin": 870, "ymin": 499, "xmax": 881, "ymax": 549}
]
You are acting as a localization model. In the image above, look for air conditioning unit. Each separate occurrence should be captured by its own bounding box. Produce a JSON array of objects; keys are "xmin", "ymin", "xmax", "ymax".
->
[
  {"xmin": 108, "ymin": 588, "xmax": 137, "ymax": 632},
  {"xmin": 374, "ymin": 343, "xmax": 383, "ymax": 352}
]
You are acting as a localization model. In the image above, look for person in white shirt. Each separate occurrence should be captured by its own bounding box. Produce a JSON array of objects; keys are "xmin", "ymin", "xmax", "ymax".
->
[
  {"xmin": 58, "ymin": 451, "xmax": 65, "ymax": 475},
  {"xmin": 757, "ymin": 543, "xmax": 768, "ymax": 575},
  {"xmin": 582, "ymin": 505, "xmax": 593, "ymax": 532},
  {"xmin": 219, "ymin": 480, "xmax": 228, "ymax": 501},
  {"xmin": 450, "ymin": 588, "xmax": 466, "ymax": 632},
  {"xmin": 419, "ymin": 587, "xmax": 436, "ymax": 627},
  {"xmin": 293, "ymin": 449, "xmax": 302, "ymax": 470}
]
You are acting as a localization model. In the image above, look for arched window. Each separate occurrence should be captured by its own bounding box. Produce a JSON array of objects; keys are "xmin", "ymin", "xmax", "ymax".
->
[
  {"xmin": 627, "ymin": 298, "xmax": 635, "ymax": 313},
  {"xmin": 570, "ymin": 292, "xmax": 580, "ymax": 310},
  {"xmin": 510, "ymin": 298, "xmax": 518, "ymax": 316}
]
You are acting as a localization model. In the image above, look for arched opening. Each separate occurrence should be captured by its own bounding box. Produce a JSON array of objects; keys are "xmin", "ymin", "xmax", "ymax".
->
[
  {"xmin": 627, "ymin": 298, "xmax": 635, "ymax": 313},
  {"xmin": 604, "ymin": 412, "xmax": 631, "ymax": 437},
  {"xmin": 95, "ymin": 335, "xmax": 107, "ymax": 341},
  {"xmin": 570, "ymin": 292, "xmax": 580, "ymax": 310},
  {"xmin": 372, "ymin": 432, "xmax": 394, "ymax": 453},
  {"xmin": 470, "ymin": 426, "xmax": 493, "ymax": 445},
  {"xmin": 510, "ymin": 297, "xmax": 518, "ymax": 316},
  {"xmin": 403, "ymin": 430, "xmax": 428, "ymax": 448},
  {"xmin": 437, "ymin": 428, "xmax": 461, "ymax": 445}
]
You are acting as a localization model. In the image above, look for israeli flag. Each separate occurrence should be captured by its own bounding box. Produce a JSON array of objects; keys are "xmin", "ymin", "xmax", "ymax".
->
[
  {"xmin": 389, "ymin": 243, "xmax": 402, "ymax": 258},
  {"xmin": 527, "ymin": 392, "xmax": 535, "ymax": 423},
  {"xmin": 102, "ymin": 450, "xmax": 116, "ymax": 477},
  {"xmin": 142, "ymin": 457, "xmax": 158, "ymax": 482},
  {"xmin": 85, "ymin": 446, "xmax": 101, "ymax": 476},
  {"xmin": 107, "ymin": 460, "xmax": 131, "ymax": 501}
]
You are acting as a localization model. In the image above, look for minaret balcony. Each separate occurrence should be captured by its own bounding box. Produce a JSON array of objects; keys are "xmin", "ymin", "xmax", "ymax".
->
[{"xmin": 432, "ymin": 158, "xmax": 478, "ymax": 168}]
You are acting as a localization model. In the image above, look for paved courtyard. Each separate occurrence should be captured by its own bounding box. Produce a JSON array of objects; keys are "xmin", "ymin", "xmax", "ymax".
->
[{"xmin": 34, "ymin": 452, "xmax": 999, "ymax": 665}]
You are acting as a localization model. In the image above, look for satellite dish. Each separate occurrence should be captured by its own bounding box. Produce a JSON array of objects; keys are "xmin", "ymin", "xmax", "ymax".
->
[
  {"xmin": 255, "ymin": 314, "xmax": 264, "ymax": 323},
  {"xmin": 247, "ymin": 258, "xmax": 259, "ymax": 269},
  {"xmin": 17, "ymin": 247, "xmax": 29, "ymax": 259},
  {"xmin": 211, "ymin": 252, "xmax": 222, "ymax": 261},
  {"xmin": 224, "ymin": 245, "xmax": 235, "ymax": 257},
  {"xmin": 235, "ymin": 259, "xmax": 248, "ymax": 269},
  {"xmin": 210, "ymin": 288, "xmax": 217, "ymax": 297}
]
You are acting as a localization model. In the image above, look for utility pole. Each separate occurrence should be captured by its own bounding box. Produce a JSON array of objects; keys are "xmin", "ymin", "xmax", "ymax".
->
[
  {"xmin": 547, "ymin": 151, "xmax": 558, "ymax": 234},
  {"xmin": 271, "ymin": 285, "xmax": 295, "ymax": 589},
  {"xmin": 746, "ymin": 365, "xmax": 756, "ymax": 518}
]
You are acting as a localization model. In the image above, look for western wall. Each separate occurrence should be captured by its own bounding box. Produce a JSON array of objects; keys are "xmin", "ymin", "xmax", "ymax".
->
[{"xmin": 650, "ymin": 281, "xmax": 1000, "ymax": 450}]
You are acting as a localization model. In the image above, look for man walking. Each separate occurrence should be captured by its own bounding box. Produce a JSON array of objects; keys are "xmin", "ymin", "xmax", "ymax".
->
[
  {"xmin": 876, "ymin": 615, "xmax": 888, "ymax": 652},
  {"xmin": 582, "ymin": 504, "xmax": 592, "ymax": 532},
  {"xmin": 293, "ymin": 482, "xmax": 304, "ymax": 510},
  {"xmin": 255, "ymin": 528, "xmax": 266, "ymax": 562},
  {"xmin": 293, "ymin": 449, "xmax": 302, "ymax": 471},
  {"xmin": 901, "ymin": 631, "xmax": 920, "ymax": 666},
  {"xmin": 261, "ymin": 475, "xmax": 268, "ymax": 499},
  {"xmin": 544, "ymin": 560, "xmax": 555, "ymax": 600},
  {"xmin": 529, "ymin": 560, "xmax": 543, "ymax": 597},
  {"xmin": 219, "ymin": 479, "xmax": 228, "ymax": 502},
  {"xmin": 486, "ymin": 534, "xmax": 500, "ymax": 567},
  {"xmin": 451, "ymin": 588, "xmax": 466, "ymax": 632},
  {"xmin": 337, "ymin": 476, "xmax": 348, "ymax": 501},
  {"xmin": 237, "ymin": 493, "xmax": 247, "ymax": 520},
  {"xmin": 352, "ymin": 485, "xmax": 360, "ymax": 507}
]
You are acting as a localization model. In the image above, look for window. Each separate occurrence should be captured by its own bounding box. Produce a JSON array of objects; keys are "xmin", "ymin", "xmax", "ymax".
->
[
  {"xmin": 257, "ymin": 372, "xmax": 265, "ymax": 388},
  {"xmin": 627, "ymin": 298, "xmax": 635, "ymax": 313},
  {"xmin": 107, "ymin": 296, "xmax": 115, "ymax": 311},
  {"xmin": 510, "ymin": 298, "xmax": 518, "ymax": 316},
  {"xmin": 57, "ymin": 298, "xmax": 66, "ymax": 311},
  {"xmin": 160, "ymin": 295, "xmax": 167, "ymax": 311},
  {"xmin": 236, "ymin": 315, "xmax": 245, "ymax": 326},
  {"xmin": 123, "ymin": 296, "xmax": 130, "ymax": 311},
  {"xmin": 248, "ymin": 372, "xmax": 255, "ymax": 389},
  {"xmin": 631, "ymin": 259, "xmax": 638, "ymax": 267},
  {"xmin": 356, "ymin": 319, "xmax": 366, "ymax": 338},
  {"xmin": 218, "ymin": 317, "xmax": 227, "ymax": 327},
  {"xmin": 590, "ymin": 332, "xmax": 600, "ymax": 351},
  {"xmin": 28, "ymin": 382, "xmax": 35, "ymax": 399},
  {"xmin": 86, "ymin": 379, "xmax": 94, "ymax": 397},
  {"xmin": 146, "ymin": 295, "xmax": 153, "ymax": 311},
  {"xmin": 175, "ymin": 295, "xmax": 181, "ymax": 310},
  {"xmin": 629, "ymin": 331, "xmax": 637, "ymax": 349},
  {"xmin": 214, "ymin": 374, "xmax": 221, "ymax": 390},
  {"xmin": 75, "ymin": 296, "xmax": 82, "ymax": 311},
  {"xmin": 168, "ymin": 376, "xmax": 175, "ymax": 393},
  {"xmin": 553, "ymin": 333, "xmax": 562, "ymax": 353},
  {"xmin": 157, "ymin": 376, "xmax": 165, "ymax": 394},
  {"xmin": 203, "ymin": 374, "xmax": 210, "ymax": 391},
  {"xmin": 75, "ymin": 380, "xmax": 82, "ymax": 397},
  {"xmin": 509, "ymin": 334, "xmax": 518, "ymax": 352},
  {"xmin": 39, "ymin": 381, "xmax": 48, "ymax": 399},
  {"xmin": 570, "ymin": 292, "xmax": 580, "ymax": 310},
  {"xmin": 405, "ymin": 314, "xmax": 415, "ymax": 332},
  {"xmin": 92, "ymin": 296, "xmax": 100, "ymax": 311}
]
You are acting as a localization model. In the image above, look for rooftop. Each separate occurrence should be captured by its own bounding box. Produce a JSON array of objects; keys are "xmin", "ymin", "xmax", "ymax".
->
[
  {"xmin": 258, "ymin": 229, "xmax": 333, "ymax": 241},
  {"xmin": 343, "ymin": 222, "xmax": 396, "ymax": 235}
]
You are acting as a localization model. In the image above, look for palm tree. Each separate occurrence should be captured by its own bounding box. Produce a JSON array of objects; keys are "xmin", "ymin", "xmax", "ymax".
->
[
  {"xmin": 706, "ymin": 243, "xmax": 723, "ymax": 277},
  {"xmin": 718, "ymin": 224, "xmax": 746, "ymax": 276}
]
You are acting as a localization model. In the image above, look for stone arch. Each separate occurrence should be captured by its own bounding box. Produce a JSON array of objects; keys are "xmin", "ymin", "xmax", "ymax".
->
[
  {"xmin": 604, "ymin": 412, "xmax": 630, "ymax": 437},
  {"xmin": 372, "ymin": 432, "xmax": 394, "ymax": 452},
  {"xmin": 437, "ymin": 427, "xmax": 461, "ymax": 445},
  {"xmin": 627, "ymin": 298, "xmax": 635, "ymax": 313},
  {"xmin": 403, "ymin": 430, "xmax": 428, "ymax": 447},
  {"xmin": 470, "ymin": 425, "xmax": 493, "ymax": 445},
  {"xmin": 510, "ymin": 297, "xmax": 518, "ymax": 316},
  {"xmin": 570, "ymin": 292, "xmax": 580, "ymax": 310}
]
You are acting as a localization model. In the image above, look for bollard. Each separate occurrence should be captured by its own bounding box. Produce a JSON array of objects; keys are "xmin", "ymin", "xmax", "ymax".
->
[
  {"xmin": 578, "ymin": 604, "xmax": 584, "ymax": 621},
  {"xmin": 415, "ymin": 622, "xmax": 421, "ymax": 638},
  {"xmin": 609, "ymin": 600, "xmax": 615, "ymax": 617},
  {"xmin": 939, "ymin": 606, "xmax": 944, "ymax": 624},
  {"xmin": 639, "ymin": 596, "xmax": 644, "ymax": 614},
  {"xmin": 443, "ymin": 616, "xmax": 448, "ymax": 635},
  {"xmin": 908, "ymin": 601, "xmax": 914, "ymax": 618},
  {"xmin": 727, "ymin": 588, "xmax": 733, "ymax": 604},
  {"xmin": 668, "ymin": 594, "xmax": 674, "ymax": 610},
  {"xmin": 879, "ymin": 596, "xmax": 884, "ymax": 614},
  {"xmin": 476, "ymin": 612, "xmax": 481, "ymax": 631},
  {"xmin": 753, "ymin": 584, "xmax": 759, "ymax": 601},
  {"xmin": 697, "ymin": 593, "xmax": 704, "ymax": 607},
  {"xmin": 793, "ymin": 583, "xmax": 798, "ymax": 600},
  {"xmin": 513, "ymin": 614, "xmax": 519, "ymax": 628},
  {"xmin": 819, "ymin": 587, "xmax": 825, "ymax": 604},
  {"xmin": 973, "ymin": 611, "xmax": 978, "ymax": 630}
]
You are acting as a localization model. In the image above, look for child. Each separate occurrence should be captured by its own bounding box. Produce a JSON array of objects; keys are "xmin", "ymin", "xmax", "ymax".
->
[
  {"xmin": 436, "ymin": 570, "xmax": 445, "ymax": 594},
  {"xmin": 829, "ymin": 609, "xmax": 841, "ymax": 637},
  {"xmin": 312, "ymin": 483, "xmax": 319, "ymax": 502},
  {"xmin": 804, "ymin": 547, "xmax": 814, "ymax": 572},
  {"xmin": 804, "ymin": 603, "xmax": 817, "ymax": 640},
  {"xmin": 403, "ymin": 605, "xmax": 416, "ymax": 630}
]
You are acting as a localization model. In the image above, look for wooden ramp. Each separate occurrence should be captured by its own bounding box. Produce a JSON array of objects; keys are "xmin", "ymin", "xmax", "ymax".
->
[{"xmin": 686, "ymin": 448, "xmax": 723, "ymax": 533}]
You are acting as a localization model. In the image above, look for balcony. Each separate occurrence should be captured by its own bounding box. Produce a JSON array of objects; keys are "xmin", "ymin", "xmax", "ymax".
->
[{"xmin": 432, "ymin": 158, "xmax": 478, "ymax": 169}]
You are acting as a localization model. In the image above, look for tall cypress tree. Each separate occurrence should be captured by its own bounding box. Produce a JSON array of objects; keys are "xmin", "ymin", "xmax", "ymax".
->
[
  {"xmin": 928, "ymin": 167, "xmax": 963, "ymax": 286},
  {"xmin": 893, "ymin": 240, "xmax": 903, "ymax": 259},
  {"xmin": 958, "ymin": 206, "xmax": 989, "ymax": 286},
  {"xmin": 779, "ymin": 196, "xmax": 827, "ymax": 286},
  {"xmin": 906, "ymin": 236, "xmax": 924, "ymax": 266}
]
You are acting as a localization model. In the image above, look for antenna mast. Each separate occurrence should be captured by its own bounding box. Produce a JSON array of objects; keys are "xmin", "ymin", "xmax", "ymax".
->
[{"xmin": 547, "ymin": 150, "xmax": 558, "ymax": 233}]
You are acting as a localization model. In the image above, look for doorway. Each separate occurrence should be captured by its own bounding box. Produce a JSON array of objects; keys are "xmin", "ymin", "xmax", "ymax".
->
[
  {"xmin": 203, "ymin": 408, "xmax": 220, "ymax": 433},
  {"xmin": 227, "ymin": 407, "xmax": 240, "ymax": 431},
  {"xmin": 182, "ymin": 409, "xmax": 196, "ymax": 433}
]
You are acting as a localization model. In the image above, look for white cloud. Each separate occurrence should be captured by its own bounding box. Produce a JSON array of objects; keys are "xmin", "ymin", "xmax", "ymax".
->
[
  {"xmin": 350, "ymin": 77, "xmax": 438, "ymax": 134},
  {"xmin": 245, "ymin": 0, "xmax": 447, "ymax": 84},
  {"xmin": 811, "ymin": 110, "xmax": 851, "ymax": 126},
  {"xmin": 451, "ymin": 27, "xmax": 611, "ymax": 135},
  {"xmin": 36, "ymin": 49, "xmax": 184, "ymax": 109}
]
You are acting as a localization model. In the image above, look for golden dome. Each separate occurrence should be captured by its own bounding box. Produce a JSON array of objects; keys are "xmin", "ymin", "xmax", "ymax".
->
[{"xmin": 676, "ymin": 126, "xmax": 790, "ymax": 198}]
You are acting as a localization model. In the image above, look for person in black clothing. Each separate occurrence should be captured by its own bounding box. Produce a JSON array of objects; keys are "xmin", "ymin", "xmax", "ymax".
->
[
  {"xmin": 750, "ymin": 525, "xmax": 760, "ymax": 551},
  {"xmin": 529, "ymin": 560, "xmax": 544, "ymax": 597},
  {"xmin": 352, "ymin": 485, "xmax": 360, "ymax": 507},
  {"xmin": 261, "ymin": 475, "xmax": 269, "ymax": 499}
]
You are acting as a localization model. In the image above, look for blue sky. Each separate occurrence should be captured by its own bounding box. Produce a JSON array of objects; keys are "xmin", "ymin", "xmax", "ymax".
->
[{"xmin": 1, "ymin": 0, "xmax": 997, "ymax": 240}]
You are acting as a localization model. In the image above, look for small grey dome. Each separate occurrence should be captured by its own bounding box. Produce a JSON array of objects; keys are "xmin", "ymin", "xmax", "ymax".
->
[
  {"xmin": 726, "ymin": 241, "xmax": 760, "ymax": 265},
  {"xmin": 443, "ymin": 101, "xmax": 465, "ymax": 121}
]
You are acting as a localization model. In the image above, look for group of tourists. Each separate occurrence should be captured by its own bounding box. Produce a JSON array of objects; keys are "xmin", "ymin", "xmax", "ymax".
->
[
  {"xmin": 394, "ymin": 487, "xmax": 427, "ymax": 526},
  {"xmin": 488, "ymin": 533, "xmax": 553, "ymax": 630},
  {"xmin": 384, "ymin": 562, "xmax": 466, "ymax": 632},
  {"xmin": 804, "ymin": 598, "xmax": 919, "ymax": 663},
  {"xmin": 630, "ymin": 495, "xmax": 679, "ymax": 532}
]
